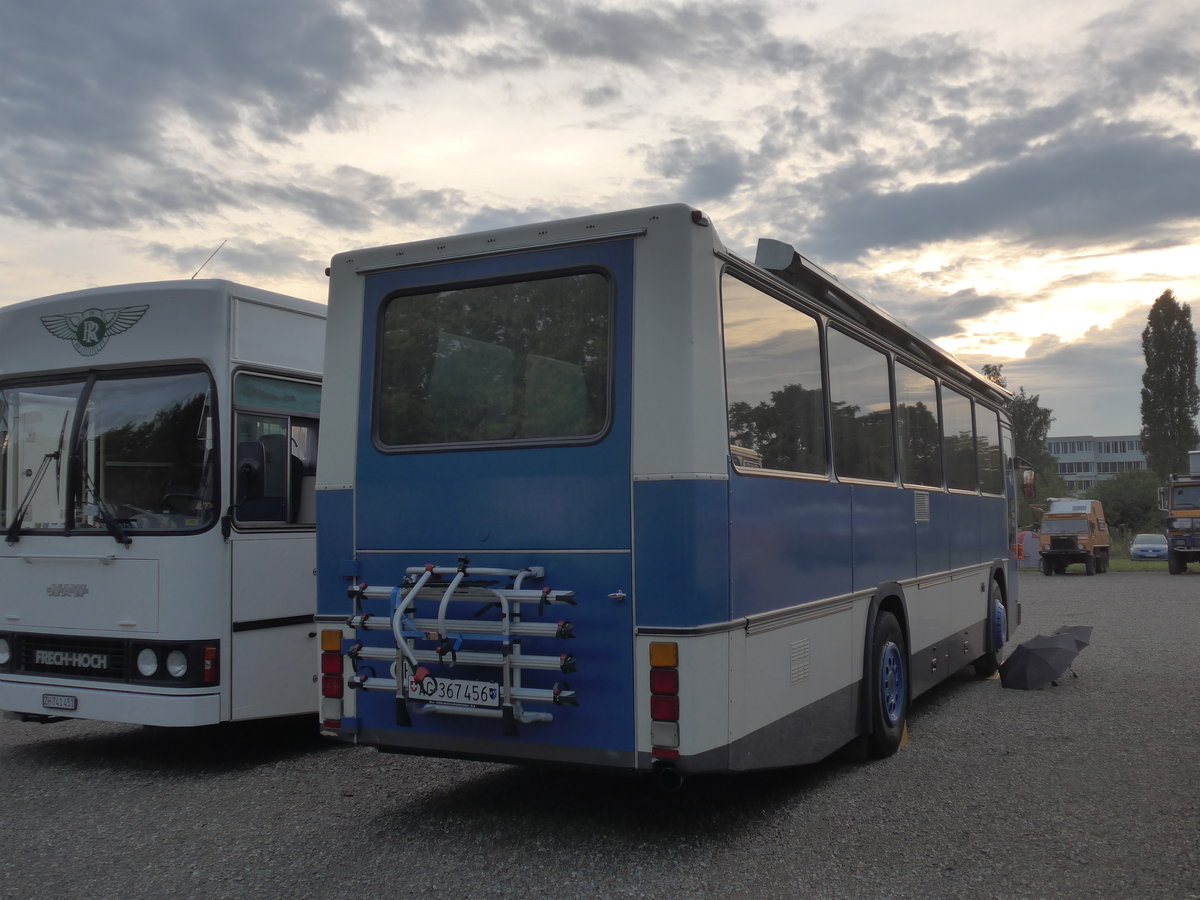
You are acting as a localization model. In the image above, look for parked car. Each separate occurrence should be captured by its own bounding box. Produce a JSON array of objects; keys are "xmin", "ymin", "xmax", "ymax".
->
[{"xmin": 1130, "ymin": 533, "xmax": 1169, "ymax": 560}]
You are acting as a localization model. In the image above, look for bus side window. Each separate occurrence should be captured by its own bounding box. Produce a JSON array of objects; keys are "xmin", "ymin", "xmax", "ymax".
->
[{"xmin": 232, "ymin": 374, "xmax": 320, "ymax": 527}]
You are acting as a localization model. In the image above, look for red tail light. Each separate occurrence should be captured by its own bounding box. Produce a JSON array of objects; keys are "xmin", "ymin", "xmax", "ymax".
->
[
  {"xmin": 320, "ymin": 652, "xmax": 343, "ymax": 675},
  {"xmin": 202, "ymin": 646, "xmax": 218, "ymax": 684},
  {"xmin": 650, "ymin": 694, "xmax": 679, "ymax": 721},
  {"xmin": 321, "ymin": 674, "xmax": 344, "ymax": 698},
  {"xmin": 649, "ymin": 668, "xmax": 678, "ymax": 694}
]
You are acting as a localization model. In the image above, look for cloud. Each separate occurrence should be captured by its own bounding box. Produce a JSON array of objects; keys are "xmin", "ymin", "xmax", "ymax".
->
[
  {"xmin": 643, "ymin": 136, "xmax": 758, "ymax": 203},
  {"xmin": 144, "ymin": 235, "xmax": 325, "ymax": 282},
  {"xmin": 0, "ymin": 1, "xmax": 383, "ymax": 144},
  {"xmin": 796, "ymin": 127, "xmax": 1200, "ymax": 263},
  {"xmin": 0, "ymin": 0, "xmax": 386, "ymax": 227},
  {"xmin": 960, "ymin": 305, "xmax": 1152, "ymax": 434}
]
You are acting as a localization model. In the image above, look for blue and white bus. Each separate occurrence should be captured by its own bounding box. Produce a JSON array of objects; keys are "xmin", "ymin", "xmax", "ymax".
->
[
  {"xmin": 0, "ymin": 280, "xmax": 324, "ymax": 727},
  {"xmin": 315, "ymin": 204, "xmax": 1018, "ymax": 782}
]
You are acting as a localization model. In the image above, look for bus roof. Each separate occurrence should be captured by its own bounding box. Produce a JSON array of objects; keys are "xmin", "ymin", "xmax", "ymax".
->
[{"xmin": 2, "ymin": 278, "xmax": 321, "ymax": 316}]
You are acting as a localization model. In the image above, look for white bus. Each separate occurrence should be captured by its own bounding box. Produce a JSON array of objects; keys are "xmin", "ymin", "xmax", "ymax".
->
[
  {"xmin": 314, "ymin": 205, "xmax": 1018, "ymax": 784},
  {"xmin": 0, "ymin": 280, "xmax": 324, "ymax": 727}
]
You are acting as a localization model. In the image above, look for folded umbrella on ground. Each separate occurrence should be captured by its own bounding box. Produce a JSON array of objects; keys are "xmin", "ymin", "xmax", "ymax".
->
[{"xmin": 999, "ymin": 632, "xmax": 1082, "ymax": 690}]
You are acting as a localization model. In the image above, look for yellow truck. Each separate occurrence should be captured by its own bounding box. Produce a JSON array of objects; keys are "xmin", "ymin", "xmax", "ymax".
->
[{"xmin": 1039, "ymin": 498, "xmax": 1111, "ymax": 576}]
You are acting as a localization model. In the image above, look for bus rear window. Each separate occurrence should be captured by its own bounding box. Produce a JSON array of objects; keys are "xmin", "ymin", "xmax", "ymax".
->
[{"xmin": 376, "ymin": 272, "xmax": 611, "ymax": 448}]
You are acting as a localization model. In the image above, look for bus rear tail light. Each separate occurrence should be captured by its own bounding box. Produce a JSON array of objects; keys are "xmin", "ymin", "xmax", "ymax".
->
[
  {"xmin": 649, "ymin": 668, "xmax": 678, "ymax": 694},
  {"xmin": 650, "ymin": 694, "xmax": 679, "ymax": 721},
  {"xmin": 320, "ymin": 630, "xmax": 345, "ymax": 728},
  {"xmin": 202, "ymin": 646, "xmax": 218, "ymax": 684},
  {"xmin": 321, "ymin": 675, "xmax": 344, "ymax": 698},
  {"xmin": 649, "ymin": 641, "xmax": 680, "ymax": 758}
]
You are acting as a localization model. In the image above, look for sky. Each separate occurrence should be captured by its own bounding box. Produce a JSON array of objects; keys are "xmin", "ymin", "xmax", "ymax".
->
[{"xmin": 2, "ymin": 0, "xmax": 1198, "ymax": 436}]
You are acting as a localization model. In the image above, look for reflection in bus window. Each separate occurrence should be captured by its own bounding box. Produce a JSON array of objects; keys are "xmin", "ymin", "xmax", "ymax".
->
[
  {"xmin": 976, "ymin": 405, "xmax": 1003, "ymax": 495},
  {"xmin": 827, "ymin": 328, "xmax": 894, "ymax": 483},
  {"xmin": 1, "ymin": 371, "xmax": 216, "ymax": 533},
  {"xmin": 943, "ymin": 388, "xmax": 977, "ymax": 491},
  {"xmin": 377, "ymin": 273, "xmax": 610, "ymax": 447},
  {"xmin": 722, "ymin": 274, "xmax": 827, "ymax": 475},
  {"xmin": 895, "ymin": 362, "xmax": 942, "ymax": 488}
]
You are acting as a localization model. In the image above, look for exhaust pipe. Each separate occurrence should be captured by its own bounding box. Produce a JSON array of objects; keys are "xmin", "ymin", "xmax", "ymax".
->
[{"xmin": 653, "ymin": 761, "xmax": 685, "ymax": 792}]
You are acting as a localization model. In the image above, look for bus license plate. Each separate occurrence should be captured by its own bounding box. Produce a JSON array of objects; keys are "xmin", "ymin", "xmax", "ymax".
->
[
  {"xmin": 42, "ymin": 694, "xmax": 77, "ymax": 711},
  {"xmin": 408, "ymin": 676, "xmax": 499, "ymax": 707}
]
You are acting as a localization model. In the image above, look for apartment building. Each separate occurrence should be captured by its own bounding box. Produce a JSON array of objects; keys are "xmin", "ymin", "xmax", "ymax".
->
[{"xmin": 1043, "ymin": 434, "xmax": 1146, "ymax": 493}]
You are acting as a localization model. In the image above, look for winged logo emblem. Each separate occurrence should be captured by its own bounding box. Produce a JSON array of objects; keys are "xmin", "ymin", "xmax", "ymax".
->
[{"xmin": 40, "ymin": 305, "xmax": 149, "ymax": 357}]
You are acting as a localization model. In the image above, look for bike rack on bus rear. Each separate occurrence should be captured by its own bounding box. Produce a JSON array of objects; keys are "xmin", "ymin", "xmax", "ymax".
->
[{"xmin": 344, "ymin": 561, "xmax": 578, "ymax": 734}]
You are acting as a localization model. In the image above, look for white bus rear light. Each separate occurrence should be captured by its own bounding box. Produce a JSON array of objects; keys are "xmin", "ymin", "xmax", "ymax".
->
[
  {"xmin": 321, "ymin": 698, "xmax": 342, "ymax": 727},
  {"xmin": 651, "ymin": 720, "xmax": 679, "ymax": 748}
]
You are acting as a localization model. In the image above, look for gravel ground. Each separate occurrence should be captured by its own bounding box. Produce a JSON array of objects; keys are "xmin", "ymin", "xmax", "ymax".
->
[{"xmin": 1, "ymin": 571, "xmax": 1198, "ymax": 899}]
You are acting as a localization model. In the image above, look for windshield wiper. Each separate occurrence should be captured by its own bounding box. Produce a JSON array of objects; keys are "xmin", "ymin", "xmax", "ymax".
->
[
  {"xmin": 4, "ymin": 449, "xmax": 60, "ymax": 545},
  {"xmin": 79, "ymin": 467, "xmax": 131, "ymax": 547}
]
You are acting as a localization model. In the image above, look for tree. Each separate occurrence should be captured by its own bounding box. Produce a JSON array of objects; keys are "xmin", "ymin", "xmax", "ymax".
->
[
  {"xmin": 1086, "ymin": 469, "xmax": 1162, "ymax": 536},
  {"xmin": 1140, "ymin": 289, "xmax": 1200, "ymax": 479}
]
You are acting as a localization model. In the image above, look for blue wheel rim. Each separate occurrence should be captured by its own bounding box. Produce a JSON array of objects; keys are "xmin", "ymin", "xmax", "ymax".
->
[
  {"xmin": 880, "ymin": 641, "xmax": 904, "ymax": 726},
  {"xmin": 993, "ymin": 597, "xmax": 1007, "ymax": 653}
]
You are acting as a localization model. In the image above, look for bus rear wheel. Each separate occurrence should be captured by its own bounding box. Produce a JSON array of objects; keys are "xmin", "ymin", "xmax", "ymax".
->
[{"xmin": 867, "ymin": 611, "xmax": 907, "ymax": 758}]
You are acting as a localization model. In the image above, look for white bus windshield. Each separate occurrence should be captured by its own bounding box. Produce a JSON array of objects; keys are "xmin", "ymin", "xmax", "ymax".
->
[{"xmin": 1, "ymin": 369, "xmax": 216, "ymax": 536}]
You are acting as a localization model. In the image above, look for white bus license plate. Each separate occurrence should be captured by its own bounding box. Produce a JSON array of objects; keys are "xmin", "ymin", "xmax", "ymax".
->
[
  {"xmin": 42, "ymin": 694, "xmax": 77, "ymax": 711},
  {"xmin": 408, "ymin": 676, "xmax": 499, "ymax": 707}
]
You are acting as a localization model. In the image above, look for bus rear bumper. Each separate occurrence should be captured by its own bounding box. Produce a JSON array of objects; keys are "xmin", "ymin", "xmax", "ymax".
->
[{"xmin": 0, "ymin": 677, "xmax": 221, "ymax": 727}]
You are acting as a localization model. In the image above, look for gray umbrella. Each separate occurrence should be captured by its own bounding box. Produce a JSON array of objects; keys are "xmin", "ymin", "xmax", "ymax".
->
[
  {"xmin": 1055, "ymin": 624, "xmax": 1093, "ymax": 650},
  {"xmin": 999, "ymin": 633, "xmax": 1081, "ymax": 690}
]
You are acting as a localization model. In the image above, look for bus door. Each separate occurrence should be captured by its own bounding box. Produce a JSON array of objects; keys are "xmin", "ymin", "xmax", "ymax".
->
[
  {"xmin": 228, "ymin": 373, "xmax": 321, "ymax": 720},
  {"xmin": 348, "ymin": 239, "xmax": 637, "ymax": 767}
]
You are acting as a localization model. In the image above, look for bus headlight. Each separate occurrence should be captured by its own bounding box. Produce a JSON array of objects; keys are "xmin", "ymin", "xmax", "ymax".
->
[
  {"xmin": 0, "ymin": 636, "xmax": 10, "ymax": 666},
  {"xmin": 166, "ymin": 649, "xmax": 188, "ymax": 678},
  {"xmin": 136, "ymin": 647, "xmax": 159, "ymax": 677}
]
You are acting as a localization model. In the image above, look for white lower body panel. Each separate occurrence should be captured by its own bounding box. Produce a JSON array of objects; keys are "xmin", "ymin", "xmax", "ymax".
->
[{"xmin": 0, "ymin": 676, "xmax": 221, "ymax": 727}]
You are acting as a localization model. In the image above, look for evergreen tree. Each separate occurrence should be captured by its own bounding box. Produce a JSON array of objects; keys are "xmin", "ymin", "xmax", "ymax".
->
[{"xmin": 1140, "ymin": 289, "xmax": 1200, "ymax": 479}]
